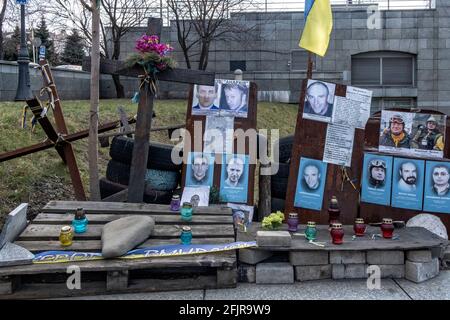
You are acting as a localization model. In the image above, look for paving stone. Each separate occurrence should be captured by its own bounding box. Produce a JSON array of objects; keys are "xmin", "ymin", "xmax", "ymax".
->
[
  {"xmin": 332, "ymin": 264, "xmax": 368, "ymax": 279},
  {"xmin": 0, "ymin": 203, "xmax": 28, "ymax": 249},
  {"xmin": 239, "ymin": 248, "xmax": 273, "ymax": 265},
  {"xmin": 256, "ymin": 262, "xmax": 294, "ymax": 284},
  {"xmin": 367, "ymin": 251, "xmax": 405, "ymax": 265},
  {"xmin": 0, "ymin": 242, "xmax": 34, "ymax": 267},
  {"xmin": 405, "ymin": 258, "xmax": 440, "ymax": 283},
  {"xmin": 238, "ymin": 263, "xmax": 256, "ymax": 283},
  {"xmin": 289, "ymin": 251, "xmax": 329, "ymax": 266},
  {"xmin": 330, "ymin": 251, "xmax": 366, "ymax": 264},
  {"xmin": 256, "ymin": 231, "xmax": 291, "ymax": 247},
  {"xmin": 295, "ymin": 265, "xmax": 332, "ymax": 281},
  {"xmin": 406, "ymin": 250, "xmax": 432, "ymax": 263}
]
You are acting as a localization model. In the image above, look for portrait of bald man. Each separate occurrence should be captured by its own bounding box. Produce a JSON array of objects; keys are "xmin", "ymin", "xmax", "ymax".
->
[
  {"xmin": 303, "ymin": 80, "xmax": 335, "ymax": 119},
  {"xmin": 225, "ymin": 156, "xmax": 245, "ymax": 187}
]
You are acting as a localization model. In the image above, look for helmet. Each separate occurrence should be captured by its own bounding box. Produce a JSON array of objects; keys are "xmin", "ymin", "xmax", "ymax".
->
[
  {"xmin": 427, "ymin": 115, "xmax": 437, "ymax": 123},
  {"xmin": 368, "ymin": 159, "xmax": 386, "ymax": 187},
  {"xmin": 389, "ymin": 114, "xmax": 404, "ymax": 124},
  {"xmin": 370, "ymin": 159, "xmax": 386, "ymax": 169}
]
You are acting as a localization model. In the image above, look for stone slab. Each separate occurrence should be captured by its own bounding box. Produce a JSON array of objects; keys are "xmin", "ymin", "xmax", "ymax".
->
[
  {"xmin": 406, "ymin": 250, "xmax": 432, "ymax": 263},
  {"xmin": 289, "ymin": 251, "xmax": 329, "ymax": 266},
  {"xmin": 332, "ymin": 264, "xmax": 368, "ymax": 279},
  {"xmin": 237, "ymin": 263, "xmax": 256, "ymax": 283},
  {"xmin": 239, "ymin": 248, "xmax": 273, "ymax": 265},
  {"xmin": 330, "ymin": 251, "xmax": 366, "ymax": 264},
  {"xmin": 395, "ymin": 270, "xmax": 450, "ymax": 300},
  {"xmin": 405, "ymin": 258, "xmax": 440, "ymax": 283},
  {"xmin": 256, "ymin": 231, "xmax": 291, "ymax": 248},
  {"xmin": 295, "ymin": 265, "xmax": 332, "ymax": 281},
  {"xmin": 256, "ymin": 262, "xmax": 294, "ymax": 284},
  {"xmin": 376, "ymin": 264, "xmax": 405, "ymax": 279},
  {"xmin": 0, "ymin": 203, "xmax": 28, "ymax": 249},
  {"xmin": 0, "ymin": 242, "xmax": 34, "ymax": 267},
  {"xmin": 367, "ymin": 251, "xmax": 405, "ymax": 265}
]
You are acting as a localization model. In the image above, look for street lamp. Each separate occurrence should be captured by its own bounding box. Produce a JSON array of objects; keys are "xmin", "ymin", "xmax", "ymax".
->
[{"xmin": 14, "ymin": 1, "xmax": 33, "ymax": 101}]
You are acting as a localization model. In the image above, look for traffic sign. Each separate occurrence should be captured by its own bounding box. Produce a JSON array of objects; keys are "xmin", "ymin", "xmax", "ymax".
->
[
  {"xmin": 16, "ymin": 0, "xmax": 28, "ymax": 5},
  {"xmin": 39, "ymin": 45, "xmax": 46, "ymax": 60}
]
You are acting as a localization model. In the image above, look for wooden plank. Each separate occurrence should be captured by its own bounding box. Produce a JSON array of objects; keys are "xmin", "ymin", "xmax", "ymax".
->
[
  {"xmin": 127, "ymin": 80, "xmax": 154, "ymax": 203},
  {"xmin": 43, "ymin": 201, "xmax": 232, "ymax": 216},
  {"xmin": 14, "ymin": 237, "xmax": 236, "ymax": 252},
  {"xmin": 0, "ymin": 252, "xmax": 237, "ymax": 276},
  {"xmin": 82, "ymin": 58, "xmax": 215, "ymax": 86},
  {"xmin": 107, "ymin": 270, "xmax": 128, "ymax": 291},
  {"xmin": 33, "ymin": 213, "xmax": 233, "ymax": 225},
  {"xmin": 39, "ymin": 60, "xmax": 86, "ymax": 201},
  {"xmin": 237, "ymin": 223, "xmax": 448, "ymax": 251},
  {"xmin": 0, "ymin": 275, "xmax": 221, "ymax": 300},
  {"xmin": 18, "ymin": 224, "xmax": 235, "ymax": 241}
]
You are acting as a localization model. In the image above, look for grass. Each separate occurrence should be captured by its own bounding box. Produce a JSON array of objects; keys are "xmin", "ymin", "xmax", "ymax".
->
[{"xmin": 0, "ymin": 99, "xmax": 298, "ymax": 228}]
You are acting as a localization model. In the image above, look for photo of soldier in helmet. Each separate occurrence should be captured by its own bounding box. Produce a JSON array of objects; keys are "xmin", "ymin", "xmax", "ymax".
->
[
  {"xmin": 411, "ymin": 115, "xmax": 445, "ymax": 151},
  {"xmin": 368, "ymin": 159, "xmax": 387, "ymax": 188},
  {"xmin": 379, "ymin": 113, "xmax": 411, "ymax": 149}
]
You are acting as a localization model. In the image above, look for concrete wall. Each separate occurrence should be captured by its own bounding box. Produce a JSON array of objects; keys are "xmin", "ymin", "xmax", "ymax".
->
[{"xmin": 0, "ymin": 61, "xmax": 140, "ymax": 101}]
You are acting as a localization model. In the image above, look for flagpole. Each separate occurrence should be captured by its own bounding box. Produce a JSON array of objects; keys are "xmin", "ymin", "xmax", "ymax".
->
[{"xmin": 307, "ymin": 51, "xmax": 313, "ymax": 79}]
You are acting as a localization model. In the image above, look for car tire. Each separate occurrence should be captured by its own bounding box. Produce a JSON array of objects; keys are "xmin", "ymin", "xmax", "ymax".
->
[
  {"xmin": 109, "ymin": 136, "xmax": 182, "ymax": 171},
  {"xmin": 273, "ymin": 135, "xmax": 294, "ymax": 164},
  {"xmin": 106, "ymin": 160, "xmax": 131, "ymax": 186},
  {"xmin": 145, "ymin": 168, "xmax": 180, "ymax": 191},
  {"xmin": 271, "ymin": 197, "xmax": 285, "ymax": 212}
]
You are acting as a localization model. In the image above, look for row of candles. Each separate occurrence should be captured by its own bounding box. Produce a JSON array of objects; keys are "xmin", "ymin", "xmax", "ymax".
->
[{"xmin": 286, "ymin": 196, "xmax": 395, "ymax": 244}]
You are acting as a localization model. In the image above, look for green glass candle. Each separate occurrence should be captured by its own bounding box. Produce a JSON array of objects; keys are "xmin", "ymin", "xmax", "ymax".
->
[{"xmin": 305, "ymin": 221, "xmax": 317, "ymax": 241}]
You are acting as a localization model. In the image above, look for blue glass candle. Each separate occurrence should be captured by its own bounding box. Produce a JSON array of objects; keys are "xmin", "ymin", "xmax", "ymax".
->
[
  {"xmin": 180, "ymin": 202, "xmax": 193, "ymax": 222},
  {"xmin": 180, "ymin": 226, "xmax": 192, "ymax": 245},
  {"xmin": 305, "ymin": 221, "xmax": 317, "ymax": 241},
  {"xmin": 72, "ymin": 207, "xmax": 88, "ymax": 234}
]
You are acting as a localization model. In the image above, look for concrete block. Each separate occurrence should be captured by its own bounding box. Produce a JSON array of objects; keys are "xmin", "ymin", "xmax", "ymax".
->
[
  {"xmin": 332, "ymin": 264, "xmax": 368, "ymax": 279},
  {"xmin": 376, "ymin": 265, "xmax": 405, "ymax": 279},
  {"xmin": 0, "ymin": 203, "xmax": 28, "ymax": 249},
  {"xmin": 237, "ymin": 263, "xmax": 256, "ymax": 283},
  {"xmin": 239, "ymin": 248, "xmax": 273, "ymax": 265},
  {"xmin": 295, "ymin": 265, "xmax": 332, "ymax": 281},
  {"xmin": 256, "ymin": 231, "xmax": 291, "ymax": 247},
  {"xmin": 406, "ymin": 250, "xmax": 432, "ymax": 263},
  {"xmin": 367, "ymin": 251, "xmax": 404, "ymax": 265},
  {"xmin": 330, "ymin": 251, "xmax": 366, "ymax": 264},
  {"xmin": 256, "ymin": 262, "xmax": 294, "ymax": 284},
  {"xmin": 405, "ymin": 258, "xmax": 440, "ymax": 283},
  {"xmin": 289, "ymin": 251, "xmax": 329, "ymax": 266},
  {"xmin": 0, "ymin": 242, "xmax": 34, "ymax": 267}
]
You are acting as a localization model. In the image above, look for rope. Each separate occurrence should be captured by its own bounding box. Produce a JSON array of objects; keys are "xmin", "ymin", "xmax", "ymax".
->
[
  {"xmin": 55, "ymin": 133, "xmax": 69, "ymax": 147},
  {"xmin": 340, "ymin": 166, "xmax": 358, "ymax": 191}
]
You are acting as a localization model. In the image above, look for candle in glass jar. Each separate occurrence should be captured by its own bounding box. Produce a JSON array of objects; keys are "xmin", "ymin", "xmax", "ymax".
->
[
  {"xmin": 170, "ymin": 195, "xmax": 181, "ymax": 211},
  {"xmin": 305, "ymin": 221, "xmax": 317, "ymax": 241},
  {"xmin": 330, "ymin": 223, "xmax": 344, "ymax": 245},
  {"xmin": 353, "ymin": 218, "xmax": 366, "ymax": 236},
  {"xmin": 287, "ymin": 213, "xmax": 299, "ymax": 232},
  {"xmin": 381, "ymin": 218, "xmax": 394, "ymax": 239},
  {"xmin": 180, "ymin": 202, "xmax": 193, "ymax": 222}
]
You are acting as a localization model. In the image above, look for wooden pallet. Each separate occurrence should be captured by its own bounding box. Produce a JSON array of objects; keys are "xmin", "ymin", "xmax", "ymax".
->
[{"xmin": 0, "ymin": 201, "xmax": 237, "ymax": 299}]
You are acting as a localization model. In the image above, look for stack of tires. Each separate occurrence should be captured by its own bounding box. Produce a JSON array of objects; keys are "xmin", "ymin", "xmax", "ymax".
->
[
  {"xmin": 271, "ymin": 134, "xmax": 294, "ymax": 212},
  {"xmin": 100, "ymin": 136, "xmax": 183, "ymax": 204}
]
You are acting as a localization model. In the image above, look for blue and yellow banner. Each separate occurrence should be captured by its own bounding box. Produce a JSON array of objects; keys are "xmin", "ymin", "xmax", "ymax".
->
[
  {"xmin": 33, "ymin": 241, "xmax": 257, "ymax": 264},
  {"xmin": 299, "ymin": 0, "xmax": 333, "ymax": 57}
]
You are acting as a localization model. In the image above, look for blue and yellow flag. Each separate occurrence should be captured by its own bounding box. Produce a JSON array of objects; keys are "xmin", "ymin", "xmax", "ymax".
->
[{"xmin": 299, "ymin": 0, "xmax": 333, "ymax": 57}]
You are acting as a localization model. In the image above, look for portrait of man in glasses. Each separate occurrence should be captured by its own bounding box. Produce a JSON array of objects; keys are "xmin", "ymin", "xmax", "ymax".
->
[{"xmin": 380, "ymin": 113, "xmax": 411, "ymax": 149}]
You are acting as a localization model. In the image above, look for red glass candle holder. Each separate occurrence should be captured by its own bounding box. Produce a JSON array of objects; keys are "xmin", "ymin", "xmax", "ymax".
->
[
  {"xmin": 330, "ymin": 223, "xmax": 344, "ymax": 245},
  {"xmin": 354, "ymin": 218, "xmax": 366, "ymax": 236},
  {"xmin": 381, "ymin": 218, "xmax": 394, "ymax": 239},
  {"xmin": 328, "ymin": 196, "xmax": 340, "ymax": 226}
]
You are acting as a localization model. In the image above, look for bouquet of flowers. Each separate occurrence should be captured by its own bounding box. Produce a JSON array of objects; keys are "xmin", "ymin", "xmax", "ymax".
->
[
  {"xmin": 126, "ymin": 35, "xmax": 176, "ymax": 99},
  {"xmin": 262, "ymin": 211, "xmax": 285, "ymax": 230},
  {"xmin": 126, "ymin": 34, "xmax": 176, "ymax": 74}
]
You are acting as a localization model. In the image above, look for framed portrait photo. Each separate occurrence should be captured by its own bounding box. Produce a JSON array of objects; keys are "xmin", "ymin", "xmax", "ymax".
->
[
  {"xmin": 181, "ymin": 186, "xmax": 210, "ymax": 207},
  {"xmin": 423, "ymin": 160, "xmax": 450, "ymax": 214},
  {"xmin": 191, "ymin": 80, "xmax": 221, "ymax": 116},
  {"xmin": 302, "ymin": 79, "xmax": 336, "ymax": 123},
  {"xmin": 185, "ymin": 152, "xmax": 215, "ymax": 188},
  {"xmin": 219, "ymin": 154, "xmax": 249, "ymax": 203},
  {"xmin": 218, "ymin": 79, "xmax": 250, "ymax": 118},
  {"xmin": 361, "ymin": 153, "xmax": 393, "ymax": 206},
  {"xmin": 293, "ymin": 157, "xmax": 328, "ymax": 211},
  {"xmin": 391, "ymin": 157, "xmax": 425, "ymax": 211}
]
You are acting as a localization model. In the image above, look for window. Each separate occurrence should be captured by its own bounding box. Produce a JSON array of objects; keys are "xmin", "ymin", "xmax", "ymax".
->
[
  {"xmin": 290, "ymin": 50, "xmax": 316, "ymax": 71},
  {"xmin": 230, "ymin": 60, "xmax": 246, "ymax": 72},
  {"xmin": 351, "ymin": 51, "xmax": 415, "ymax": 86}
]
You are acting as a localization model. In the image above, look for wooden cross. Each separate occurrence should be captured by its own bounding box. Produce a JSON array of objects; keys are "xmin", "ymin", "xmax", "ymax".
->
[{"xmin": 84, "ymin": 18, "xmax": 215, "ymax": 203}]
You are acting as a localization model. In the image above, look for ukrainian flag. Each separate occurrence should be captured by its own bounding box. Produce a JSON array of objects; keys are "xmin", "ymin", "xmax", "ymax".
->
[{"xmin": 299, "ymin": 0, "xmax": 333, "ymax": 57}]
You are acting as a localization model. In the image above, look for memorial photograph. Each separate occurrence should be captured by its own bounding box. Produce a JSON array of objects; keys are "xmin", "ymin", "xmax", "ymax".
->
[
  {"xmin": 302, "ymin": 79, "xmax": 336, "ymax": 123},
  {"xmin": 219, "ymin": 154, "xmax": 249, "ymax": 203},
  {"xmin": 185, "ymin": 152, "xmax": 215, "ymax": 187},
  {"xmin": 191, "ymin": 80, "xmax": 221, "ymax": 115},
  {"xmin": 361, "ymin": 153, "xmax": 393, "ymax": 206},
  {"xmin": 293, "ymin": 157, "xmax": 327, "ymax": 211}
]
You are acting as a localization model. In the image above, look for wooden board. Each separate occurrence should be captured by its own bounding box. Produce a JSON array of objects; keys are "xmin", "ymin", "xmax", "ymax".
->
[
  {"xmin": 284, "ymin": 79, "xmax": 364, "ymax": 224},
  {"xmin": 181, "ymin": 82, "xmax": 258, "ymax": 206},
  {"xmin": 361, "ymin": 109, "xmax": 450, "ymax": 232},
  {"xmin": 237, "ymin": 223, "xmax": 448, "ymax": 251},
  {"xmin": 0, "ymin": 201, "xmax": 238, "ymax": 299}
]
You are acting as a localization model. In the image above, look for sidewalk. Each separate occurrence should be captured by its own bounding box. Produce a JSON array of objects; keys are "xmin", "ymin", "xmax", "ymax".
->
[{"xmin": 64, "ymin": 270, "xmax": 450, "ymax": 300}]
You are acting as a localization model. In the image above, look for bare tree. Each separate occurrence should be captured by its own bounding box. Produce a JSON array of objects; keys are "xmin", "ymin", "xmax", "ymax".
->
[
  {"xmin": 0, "ymin": 0, "xmax": 7, "ymax": 59},
  {"xmin": 167, "ymin": 0, "xmax": 258, "ymax": 70}
]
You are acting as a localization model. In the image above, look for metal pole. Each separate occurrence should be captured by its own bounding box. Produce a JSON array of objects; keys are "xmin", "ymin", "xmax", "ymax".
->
[{"xmin": 15, "ymin": 4, "xmax": 32, "ymax": 101}]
